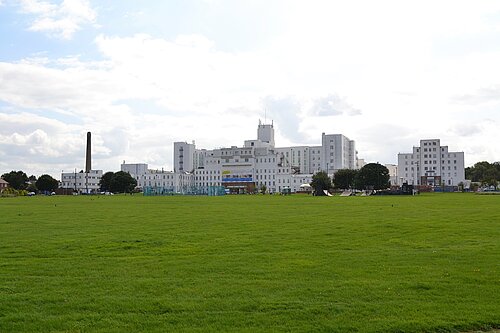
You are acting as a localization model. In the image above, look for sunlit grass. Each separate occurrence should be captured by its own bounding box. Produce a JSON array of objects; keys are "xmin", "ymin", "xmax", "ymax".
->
[{"xmin": 0, "ymin": 193, "xmax": 499, "ymax": 332}]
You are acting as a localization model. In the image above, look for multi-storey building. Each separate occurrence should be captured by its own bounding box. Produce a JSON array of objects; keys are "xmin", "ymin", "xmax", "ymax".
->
[
  {"xmin": 170, "ymin": 121, "xmax": 358, "ymax": 194},
  {"xmin": 321, "ymin": 133, "xmax": 357, "ymax": 172},
  {"xmin": 173, "ymin": 141, "xmax": 196, "ymax": 173},
  {"xmin": 397, "ymin": 139, "xmax": 465, "ymax": 187},
  {"xmin": 60, "ymin": 169, "xmax": 103, "ymax": 194},
  {"xmin": 121, "ymin": 164, "xmax": 193, "ymax": 193},
  {"xmin": 384, "ymin": 164, "xmax": 398, "ymax": 186},
  {"xmin": 123, "ymin": 121, "xmax": 359, "ymax": 194}
]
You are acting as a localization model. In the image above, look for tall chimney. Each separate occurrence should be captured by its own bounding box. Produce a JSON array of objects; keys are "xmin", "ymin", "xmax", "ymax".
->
[{"xmin": 85, "ymin": 132, "xmax": 91, "ymax": 173}]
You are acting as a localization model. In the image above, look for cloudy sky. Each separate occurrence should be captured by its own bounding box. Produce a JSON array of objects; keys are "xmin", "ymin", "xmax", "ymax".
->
[{"xmin": 1, "ymin": 0, "xmax": 500, "ymax": 178}]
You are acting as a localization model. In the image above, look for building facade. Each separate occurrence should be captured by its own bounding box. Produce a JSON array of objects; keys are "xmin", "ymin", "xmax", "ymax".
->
[
  {"xmin": 0, "ymin": 178, "xmax": 9, "ymax": 192},
  {"xmin": 121, "ymin": 164, "xmax": 194, "ymax": 193},
  {"xmin": 172, "ymin": 121, "xmax": 358, "ymax": 194},
  {"xmin": 60, "ymin": 170, "xmax": 103, "ymax": 194},
  {"xmin": 385, "ymin": 164, "xmax": 398, "ymax": 186},
  {"xmin": 397, "ymin": 139, "xmax": 465, "ymax": 187},
  {"xmin": 122, "ymin": 121, "xmax": 359, "ymax": 194}
]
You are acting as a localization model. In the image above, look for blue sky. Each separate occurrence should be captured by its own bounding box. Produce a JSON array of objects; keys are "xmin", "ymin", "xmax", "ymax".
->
[{"xmin": 1, "ymin": 0, "xmax": 500, "ymax": 178}]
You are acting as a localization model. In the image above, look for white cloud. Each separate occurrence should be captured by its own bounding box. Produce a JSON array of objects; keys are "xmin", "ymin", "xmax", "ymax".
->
[
  {"xmin": 20, "ymin": 0, "xmax": 96, "ymax": 39},
  {"xmin": 3, "ymin": 1, "xmax": 500, "ymax": 177},
  {"xmin": 453, "ymin": 85, "xmax": 500, "ymax": 105},
  {"xmin": 310, "ymin": 94, "xmax": 362, "ymax": 117},
  {"xmin": 0, "ymin": 112, "xmax": 85, "ymax": 176},
  {"xmin": 261, "ymin": 95, "xmax": 308, "ymax": 143}
]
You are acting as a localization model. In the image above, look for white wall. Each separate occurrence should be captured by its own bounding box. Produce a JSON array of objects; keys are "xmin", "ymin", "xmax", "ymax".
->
[
  {"xmin": 60, "ymin": 170, "xmax": 102, "ymax": 193},
  {"xmin": 397, "ymin": 139, "xmax": 465, "ymax": 186}
]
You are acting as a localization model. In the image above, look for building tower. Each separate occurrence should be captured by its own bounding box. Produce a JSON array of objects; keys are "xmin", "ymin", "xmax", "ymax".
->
[{"xmin": 257, "ymin": 120, "xmax": 275, "ymax": 147}]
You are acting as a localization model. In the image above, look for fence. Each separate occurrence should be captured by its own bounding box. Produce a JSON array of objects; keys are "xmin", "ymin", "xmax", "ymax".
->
[{"xmin": 143, "ymin": 186, "xmax": 225, "ymax": 196}]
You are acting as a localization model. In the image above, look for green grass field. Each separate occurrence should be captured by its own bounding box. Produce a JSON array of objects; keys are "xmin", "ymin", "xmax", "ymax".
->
[{"xmin": 0, "ymin": 193, "xmax": 499, "ymax": 332}]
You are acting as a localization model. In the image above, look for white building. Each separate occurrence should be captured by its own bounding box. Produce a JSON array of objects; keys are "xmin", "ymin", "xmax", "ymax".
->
[
  {"xmin": 357, "ymin": 158, "xmax": 367, "ymax": 169},
  {"xmin": 121, "ymin": 164, "xmax": 193, "ymax": 193},
  {"xmin": 172, "ymin": 121, "xmax": 359, "ymax": 194},
  {"xmin": 121, "ymin": 121, "xmax": 359, "ymax": 194},
  {"xmin": 121, "ymin": 163, "xmax": 148, "ymax": 175},
  {"xmin": 385, "ymin": 164, "xmax": 398, "ymax": 186},
  {"xmin": 173, "ymin": 141, "xmax": 196, "ymax": 173},
  {"xmin": 397, "ymin": 139, "xmax": 465, "ymax": 187},
  {"xmin": 60, "ymin": 170, "xmax": 103, "ymax": 194},
  {"xmin": 321, "ymin": 133, "xmax": 357, "ymax": 172}
]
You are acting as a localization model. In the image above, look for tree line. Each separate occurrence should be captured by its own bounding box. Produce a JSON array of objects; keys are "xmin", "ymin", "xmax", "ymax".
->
[
  {"xmin": 465, "ymin": 161, "xmax": 500, "ymax": 187},
  {"xmin": 311, "ymin": 163, "xmax": 390, "ymax": 196},
  {"xmin": 1, "ymin": 170, "xmax": 137, "ymax": 194},
  {"xmin": 1, "ymin": 171, "xmax": 58, "ymax": 193}
]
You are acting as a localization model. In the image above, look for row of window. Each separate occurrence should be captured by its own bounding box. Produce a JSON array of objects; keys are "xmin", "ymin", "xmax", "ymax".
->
[
  {"xmin": 256, "ymin": 169, "xmax": 275, "ymax": 174},
  {"xmin": 143, "ymin": 182, "xmax": 176, "ymax": 187},
  {"xmin": 223, "ymin": 158, "xmax": 250, "ymax": 163},
  {"xmin": 221, "ymin": 149, "xmax": 253, "ymax": 156},
  {"xmin": 141, "ymin": 175, "xmax": 175, "ymax": 180},
  {"xmin": 62, "ymin": 182, "xmax": 99, "ymax": 187},
  {"xmin": 404, "ymin": 152, "xmax": 458, "ymax": 159},
  {"xmin": 195, "ymin": 176, "xmax": 220, "ymax": 181},
  {"xmin": 405, "ymin": 166, "xmax": 458, "ymax": 171},
  {"xmin": 195, "ymin": 170, "xmax": 220, "ymax": 175},
  {"xmin": 62, "ymin": 175, "xmax": 99, "ymax": 179},
  {"xmin": 256, "ymin": 174, "xmax": 278, "ymax": 180},
  {"xmin": 404, "ymin": 159, "xmax": 458, "ymax": 165},
  {"xmin": 403, "ymin": 172, "xmax": 458, "ymax": 178}
]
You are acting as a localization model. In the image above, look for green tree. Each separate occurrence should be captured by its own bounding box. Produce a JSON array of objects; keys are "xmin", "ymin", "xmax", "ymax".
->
[
  {"xmin": 310, "ymin": 171, "xmax": 332, "ymax": 196},
  {"xmin": 333, "ymin": 169, "xmax": 358, "ymax": 190},
  {"xmin": 99, "ymin": 171, "xmax": 115, "ymax": 192},
  {"xmin": 109, "ymin": 171, "xmax": 137, "ymax": 193},
  {"xmin": 35, "ymin": 174, "xmax": 59, "ymax": 193},
  {"xmin": 1, "ymin": 171, "xmax": 28, "ymax": 190},
  {"xmin": 354, "ymin": 163, "xmax": 390, "ymax": 191},
  {"xmin": 465, "ymin": 161, "xmax": 500, "ymax": 186}
]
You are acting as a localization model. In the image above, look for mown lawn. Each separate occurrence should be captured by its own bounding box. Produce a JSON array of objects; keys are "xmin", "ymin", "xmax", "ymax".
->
[{"xmin": 0, "ymin": 193, "xmax": 499, "ymax": 332}]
